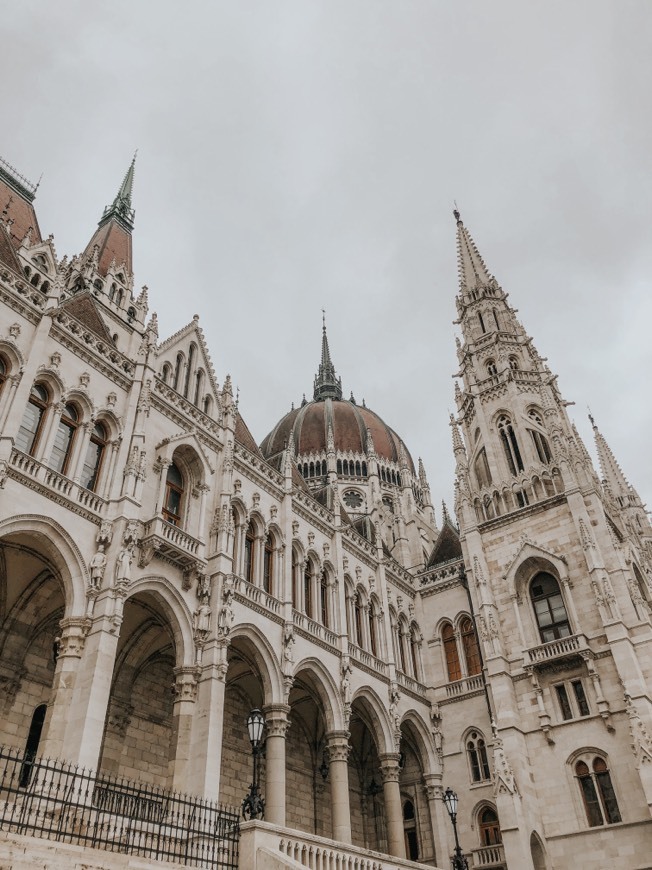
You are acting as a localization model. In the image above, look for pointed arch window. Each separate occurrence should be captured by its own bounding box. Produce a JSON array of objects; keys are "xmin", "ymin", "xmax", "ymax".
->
[
  {"xmin": 194, "ymin": 368, "xmax": 204, "ymax": 407},
  {"xmin": 19, "ymin": 704, "xmax": 47, "ymax": 787},
  {"xmin": 203, "ymin": 395, "xmax": 213, "ymax": 417},
  {"xmin": 304, "ymin": 563, "xmax": 313, "ymax": 619},
  {"xmin": 398, "ymin": 620, "xmax": 408, "ymax": 673},
  {"xmin": 81, "ymin": 421, "xmax": 107, "ymax": 491},
  {"xmin": 354, "ymin": 591, "xmax": 364, "ymax": 647},
  {"xmin": 161, "ymin": 362, "xmax": 172, "ymax": 384},
  {"xmin": 530, "ymin": 572, "xmax": 570, "ymax": 642},
  {"xmin": 263, "ymin": 534, "xmax": 274, "ymax": 594},
  {"xmin": 442, "ymin": 622, "xmax": 462, "ymax": 682},
  {"xmin": 575, "ymin": 757, "xmax": 621, "ymax": 826},
  {"xmin": 291, "ymin": 550, "xmax": 300, "ymax": 609},
  {"xmin": 467, "ymin": 731, "xmax": 490, "ymax": 782},
  {"xmin": 244, "ymin": 522, "xmax": 256, "ymax": 582},
  {"xmin": 479, "ymin": 808, "xmax": 502, "ymax": 846},
  {"xmin": 508, "ymin": 355, "xmax": 519, "ymax": 370},
  {"xmin": 368, "ymin": 602, "xmax": 378, "ymax": 656},
  {"xmin": 17, "ymin": 384, "xmax": 49, "ymax": 456},
  {"xmin": 184, "ymin": 344, "xmax": 196, "ymax": 398},
  {"xmin": 173, "ymin": 353, "xmax": 184, "ymax": 392},
  {"xmin": 460, "ymin": 617, "xmax": 481, "ymax": 676},
  {"xmin": 49, "ymin": 403, "xmax": 80, "ymax": 475},
  {"xmin": 320, "ymin": 571, "xmax": 329, "ymax": 627},
  {"xmin": 486, "ymin": 360, "xmax": 498, "ymax": 377},
  {"xmin": 410, "ymin": 626, "xmax": 421, "ymax": 679},
  {"xmin": 403, "ymin": 800, "xmax": 419, "ymax": 860},
  {"xmin": 474, "ymin": 447, "xmax": 492, "ymax": 489},
  {"xmin": 163, "ymin": 462, "xmax": 184, "ymax": 526},
  {"xmin": 497, "ymin": 414, "xmax": 524, "ymax": 475},
  {"xmin": 0, "ymin": 355, "xmax": 7, "ymax": 396}
]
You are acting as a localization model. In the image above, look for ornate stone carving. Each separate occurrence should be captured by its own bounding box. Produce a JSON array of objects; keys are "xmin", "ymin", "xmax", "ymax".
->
[
  {"xmin": 173, "ymin": 666, "xmax": 200, "ymax": 703},
  {"xmin": 491, "ymin": 721, "xmax": 518, "ymax": 796}
]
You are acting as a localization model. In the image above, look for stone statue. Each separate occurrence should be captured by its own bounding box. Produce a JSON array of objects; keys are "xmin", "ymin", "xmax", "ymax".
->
[
  {"xmin": 89, "ymin": 544, "xmax": 107, "ymax": 591},
  {"xmin": 193, "ymin": 603, "xmax": 211, "ymax": 637},
  {"xmin": 115, "ymin": 546, "xmax": 133, "ymax": 584}
]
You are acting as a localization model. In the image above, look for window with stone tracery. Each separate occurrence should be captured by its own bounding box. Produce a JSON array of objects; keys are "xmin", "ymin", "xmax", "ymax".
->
[
  {"xmin": 575, "ymin": 755, "xmax": 621, "ymax": 827},
  {"xmin": 467, "ymin": 730, "xmax": 491, "ymax": 783},
  {"xmin": 497, "ymin": 414, "xmax": 524, "ymax": 475}
]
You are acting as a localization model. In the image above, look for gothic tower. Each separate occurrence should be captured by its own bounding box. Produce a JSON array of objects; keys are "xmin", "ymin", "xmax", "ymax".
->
[{"xmin": 451, "ymin": 210, "xmax": 652, "ymax": 868}]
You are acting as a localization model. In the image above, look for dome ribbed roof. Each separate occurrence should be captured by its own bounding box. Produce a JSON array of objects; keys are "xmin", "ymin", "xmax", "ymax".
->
[{"xmin": 260, "ymin": 397, "xmax": 415, "ymax": 474}]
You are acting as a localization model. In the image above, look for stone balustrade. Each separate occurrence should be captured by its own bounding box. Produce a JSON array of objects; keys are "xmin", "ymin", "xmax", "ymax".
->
[
  {"xmin": 441, "ymin": 674, "xmax": 485, "ymax": 700},
  {"xmin": 395, "ymin": 670, "xmax": 427, "ymax": 698},
  {"xmin": 348, "ymin": 643, "xmax": 389, "ymax": 678},
  {"xmin": 471, "ymin": 843, "xmax": 506, "ymax": 868},
  {"xmin": 524, "ymin": 632, "xmax": 588, "ymax": 668},
  {"xmin": 233, "ymin": 574, "xmax": 283, "ymax": 617},
  {"xmin": 239, "ymin": 820, "xmax": 440, "ymax": 870},
  {"xmin": 292, "ymin": 610, "xmax": 339, "ymax": 648},
  {"xmin": 10, "ymin": 448, "xmax": 107, "ymax": 518},
  {"xmin": 140, "ymin": 515, "xmax": 204, "ymax": 569}
]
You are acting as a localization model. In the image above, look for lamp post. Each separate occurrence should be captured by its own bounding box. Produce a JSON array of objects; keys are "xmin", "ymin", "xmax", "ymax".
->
[
  {"xmin": 242, "ymin": 708, "xmax": 266, "ymax": 820},
  {"xmin": 442, "ymin": 787, "xmax": 468, "ymax": 870}
]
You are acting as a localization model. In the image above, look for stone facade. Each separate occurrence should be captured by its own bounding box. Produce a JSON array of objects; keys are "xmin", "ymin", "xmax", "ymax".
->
[{"xmin": 0, "ymin": 156, "xmax": 650, "ymax": 870}]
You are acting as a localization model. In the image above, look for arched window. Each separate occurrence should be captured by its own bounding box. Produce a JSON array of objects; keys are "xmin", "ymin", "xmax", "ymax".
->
[
  {"xmin": 263, "ymin": 534, "xmax": 274, "ymax": 594},
  {"xmin": 442, "ymin": 623, "xmax": 461, "ymax": 682},
  {"xmin": 320, "ymin": 571, "xmax": 329, "ymax": 627},
  {"xmin": 467, "ymin": 731, "xmax": 490, "ymax": 782},
  {"xmin": 163, "ymin": 462, "xmax": 184, "ymax": 526},
  {"xmin": 479, "ymin": 808, "xmax": 502, "ymax": 846},
  {"xmin": 530, "ymin": 572, "xmax": 571, "ymax": 643},
  {"xmin": 109, "ymin": 283, "xmax": 117, "ymax": 301},
  {"xmin": 368, "ymin": 602, "xmax": 378, "ymax": 656},
  {"xmin": 203, "ymin": 395, "xmax": 212, "ymax": 417},
  {"xmin": 292, "ymin": 550, "xmax": 300, "ymax": 609},
  {"xmin": 492, "ymin": 309, "xmax": 500, "ymax": 330},
  {"xmin": 194, "ymin": 368, "xmax": 204, "ymax": 406},
  {"xmin": 486, "ymin": 360, "xmax": 498, "ymax": 377},
  {"xmin": 244, "ymin": 522, "xmax": 256, "ymax": 582},
  {"xmin": 304, "ymin": 563, "xmax": 313, "ymax": 619},
  {"xmin": 398, "ymin": 620, "xmax": 408, "ymax": 673},
  {"xmin": 403, "ymin": 799, "xmax": 419, "ymax": 860},
  {"xmin": 410, "ymin": 626, "xmax": 420, "ymax": 679},
  {"xmin": 478, "ymin": 312, "xmax": 486, "ymax": 333},
  {"xmin": 474, "ymin": 447, "xmax": 492, "ymax": 489},
  {"xmin": 575, "ymin": 757, "xmax": 621, "ymax": 826},
  {"xmin": 184, "ymin": 344, "xmax": 196, "ymax": 398},
  {"xmin": 19, "ymin": 704, "xmax": 47, "ymax": 787},
  {"xmin": 16, "ymin": 383, "xmax": 49, "ymax": 456},
  {"xmin": 49, "ymin": 403, "xmax": 79, "ymax": 474},
  {"xmin": 81, "ymin": 421, "xmax": 107, "ymax": 491},
  {"xmin": 497, "ymin": 414, "xmax": 524, "ymax": 475},
  {"xmin": 161, "ymin": 362, "xmax": 172, "ymax": 384},
  {"xmin": 461, "ymin": 617, "xmax": 481, "ymax": 676},
  {"xmin": 354, "ymin": 591, "xmax": 364, "ymax": 647},
  {"xmin": 173, "ymin": 353, "xmax": 184, "ymax": 391},
  {"xmin": 508, "ymin": 355, "xmax": 519, "ymax": 370},
  {"xmin": 0, "ymin": 355, "xmax": 7, "ymax": 396},
  {"xmin": 231, "ymin": 507, "xmax": 240, "ymax": 571}
]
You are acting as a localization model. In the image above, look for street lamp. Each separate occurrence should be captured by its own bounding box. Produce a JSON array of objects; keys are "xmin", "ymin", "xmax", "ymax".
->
[
  {"xmin": 442, "ymin": 787, "xmax": 468, "ymax": 870},
  {"xmin": 242, "ymin": 708, "xmax": 266, "ymax": 820}
]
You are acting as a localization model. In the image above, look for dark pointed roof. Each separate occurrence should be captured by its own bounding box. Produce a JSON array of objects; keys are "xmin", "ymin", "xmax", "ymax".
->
[
  {"xmin": 0, "ymin": 222, "xmax": 22, "ymax": 272},
  {"xmin": 0, "ymin": 155, "xmax": 42, "ymax": 249},
  {"xmin": 426, "ymin": 516, "xmax": 462, "ymax": 568},
  {"xmin": 313, "ymin": 317, "xmax": 342, "ymax": 400},
  {"xmin": 83, "ymin": 156, "xmax": 136, "ymax": 277},
  {"xmin": 58, "ymin": 292, "xmax": 113, "ymax": 342}
]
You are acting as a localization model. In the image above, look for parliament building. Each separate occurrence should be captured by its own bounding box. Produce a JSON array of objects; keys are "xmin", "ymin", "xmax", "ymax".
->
[{"xmin": 0, "ymin": 153, "xmax": 651, "ymax": 870}]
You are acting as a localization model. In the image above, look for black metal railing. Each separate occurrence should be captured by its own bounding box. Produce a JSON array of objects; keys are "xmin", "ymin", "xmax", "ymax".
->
[{"xmin": 0, "ymin": 745, "xmax": 239, "ymax": 869}]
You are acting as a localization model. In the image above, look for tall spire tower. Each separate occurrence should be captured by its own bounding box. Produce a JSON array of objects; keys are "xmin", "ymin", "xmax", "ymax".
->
[
  {"xmin": 81, "ymin": 154, "xmax": 137, "ymax": 278},
  {"xmin": 313, "ymin": 313, "xmax": 342, "ymax": 400}
]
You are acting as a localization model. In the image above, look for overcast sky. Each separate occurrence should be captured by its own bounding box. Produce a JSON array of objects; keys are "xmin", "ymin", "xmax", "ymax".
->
[{"xmin": 3, "ymin": 2, "xmax": 651, "ymax": 515}]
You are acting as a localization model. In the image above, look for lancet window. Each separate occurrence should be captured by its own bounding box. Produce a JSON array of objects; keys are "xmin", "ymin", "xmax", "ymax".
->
[
  {"xmin": 81, "ymin": 422, "xmax": 107, "ymax": 491},
  {"xmin": 49, "ymin": 403, "xmax": 80, "ymax": 475},
  {"xmin": 16, "ymin": 383, "xmax": 49, "ymax": 456},
  {"xmin": 497, "ymin": 414, "xmax": 524, "ymax": 475},
  {"xmin": 575, "ymin": 756, "xmax": 621, "ymax": 827}
]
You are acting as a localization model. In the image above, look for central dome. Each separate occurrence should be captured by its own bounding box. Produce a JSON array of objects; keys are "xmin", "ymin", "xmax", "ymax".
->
[
  {"xmin": 260, "ymin": 321, "xmax": 415, "ymax": 474},
  {"xmin": 260, "ymin": 396, "xmax": 415, "ymax": 473}
]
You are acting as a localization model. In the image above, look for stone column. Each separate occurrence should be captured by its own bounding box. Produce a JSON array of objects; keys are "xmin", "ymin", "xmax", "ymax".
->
[
  {"xmin": 59, "ymin": 601, "xmax": 121, "ymax": 769},
  {"xmin": 327, "ymin": 731, "xmax": 352, "ymax": 844},
  {"xmin": 170, "ymin": 665, "xmax": 201, "ymax": 792},
  {"xmin": 186, "ymin": 640, "xmax": 228, "ymax": 800},
  {"xmin": 39, "ymin": 617, "xmax": 90, "ymax": 760},
  {"xmin": 263, "ymin": 704, "xmax": 290, "ymax": 825},
  {"xmin": 422, "ymin": 772, "xmax": 450, "ymax": 867},
  {"xmin": 379, "ymin": 752, "xmax": 406, "ymax": 859}
]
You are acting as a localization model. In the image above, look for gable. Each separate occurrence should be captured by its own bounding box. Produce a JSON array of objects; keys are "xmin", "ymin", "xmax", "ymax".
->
[
  {"xmin": 58, "ymin": 292, "xmax": 113, "ymax": 342},
  {"xmin": 157, "ymin": 320, "xmax": 221, "ymax": 413},
  {"xmin": 427, "ymin": 520, "xmax": 462, "ymax": 567}
]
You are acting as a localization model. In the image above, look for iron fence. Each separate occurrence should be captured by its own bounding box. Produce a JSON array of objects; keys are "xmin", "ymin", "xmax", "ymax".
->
[{"xmin": 0, "ymin": 745, "xmax": 239, "ymax": 869}]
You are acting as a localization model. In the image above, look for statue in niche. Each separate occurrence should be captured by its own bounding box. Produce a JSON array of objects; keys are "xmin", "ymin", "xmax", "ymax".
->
[{"xmin": 89, "ymin": 544, "xmax": 107, "ymax": 591}]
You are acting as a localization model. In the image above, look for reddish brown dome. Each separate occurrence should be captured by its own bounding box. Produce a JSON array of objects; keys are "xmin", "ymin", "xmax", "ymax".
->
[{"xmin": 260, "ymin": 397, "xmax": 415, "ymax": 474}]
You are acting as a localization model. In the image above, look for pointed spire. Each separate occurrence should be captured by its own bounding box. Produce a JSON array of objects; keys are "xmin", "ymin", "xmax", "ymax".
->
[
  {"xmin": 450, "ymin": 414, "xmax": 466, "ymax": 458},
  {"xmin": 313, "ymin": 312, "xmax": 342, "ymax": 400},
  {"xmin": 590, "ymin": 413, "xmax": 635, "ymax": 499},
  {"xmin": 454, "ymin": 208, "xmax": 495, "ymax": 294},
  {"xmin": 99, "ymin": 153, "xmax": 136, "ymax": 232}
]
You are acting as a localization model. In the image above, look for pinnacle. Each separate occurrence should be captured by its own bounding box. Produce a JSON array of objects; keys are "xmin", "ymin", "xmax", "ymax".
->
[
  {"xmin": 454, "ymin": 209, "xmax": 495, "ymax": 294},
  {"xmin": 313, "ymin": 314, "xmax": 342, "ymax": 401},
  {"xmin": 590, "ymin": 414, "xmax": 634, "ymax": 498},
  {"xmin": 99, "ymin": 153, "xmax": 136, "ymax": 232}
]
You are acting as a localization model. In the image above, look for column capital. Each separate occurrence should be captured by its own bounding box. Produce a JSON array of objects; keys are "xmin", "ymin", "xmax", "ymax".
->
[
  {"xmin": 379, "ymin": 752, "xmax": 402, "ymax": 783},
  {"xmin": 422, "ymin": 771, "xmax": 443, "ymax": 801},
  {"xmin": 173, "ymin": 665, "xmax": 201, "ymax": 702},
  {"xmin": 56, "ymin": 616, "xmax": 92, "ymax": 658},
  {"xmin": 263, "ymin": 703, "xmax": 291, "ymax": 738},
  {"xmin": 326, "ymin": 730, "xmax": 351, "ymax": 762}
]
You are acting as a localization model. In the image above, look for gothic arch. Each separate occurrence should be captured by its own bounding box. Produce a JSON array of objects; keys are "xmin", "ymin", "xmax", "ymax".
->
[
  {"xmin": 123, "ymin": 576, "xmax": 194, "ymax": 667},
  {"xmin": 63, "ymin": 388, "xmax": 95, "ymax": 418},
  {"xmin": 0, "ymin": 338, "xmax": 25, "ymax": 370},
  {"xmin": 530, "ymin": 830, "xmax": 549, "ymax": 870},
  {"xmin": 228, "ymin": 622, "xmax": 283, "ymax": 704},
  {"xmin": 351, "ymin": 685, "xmax": 394, "ymax": 754},
  {"xmin": 292, "ymin": 656, "xmax": 343, "ymax": 732},
  {"xmin": 400, "ymin": 710, "xmax": 439, "ymax": 774},
  {"xmin": 504, "ymin": 541, "xmax": 569, "ymax": 600},
  {"xmin": 0, "ymin": 515, "xmax": 88, "ymax": 615}
]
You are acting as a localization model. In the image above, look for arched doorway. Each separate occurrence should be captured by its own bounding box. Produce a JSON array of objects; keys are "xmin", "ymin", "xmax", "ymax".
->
[
  {"xmin": 530, "ymin": 830, "xmax": 548, "ymax": 870},
  {"xmin": 348, "ymin": 696, "xmax": 388, "ymax": 854}
]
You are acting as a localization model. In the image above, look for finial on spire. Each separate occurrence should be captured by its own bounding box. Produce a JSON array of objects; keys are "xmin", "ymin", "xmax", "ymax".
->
[
  {"xmin": 99, "ymin": 153, "xmax": 137, "ymax": 232},
  {"xmin": 313, "ymin": 314, "xmax": 342, "ymax": 401},
  {"xmin": 455, "ymin": 210, "xmax": 495, "ymax": 294},
  {"xmin": 453, "ymin": 201, "xmax": 461, "ymax": 224}
]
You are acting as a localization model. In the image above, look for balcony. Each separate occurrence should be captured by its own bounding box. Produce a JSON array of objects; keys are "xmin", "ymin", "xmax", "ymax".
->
[
  {"xmin": 395, "ymin": 669, "xmax": 428, "ymax": 698},
  {"xmin": 471, "ymin": 844, "xmax": 506, "ymax": 868},
  {"xmin": 140, "ymin": 515, "xmax": 205, "ymax": 570},
  {"xmin": 524, "ymin": 633, "xmax": 589, "ymax": 670},
  {"xmin": 9, "ymin": 448, "xmax": 106, "ymax": 517},
  {"xmin": 292, "ymin": 609, "xmax": 339, "ymax": 649},
  {"xmin": 348, "ymin": 642, "xmax": 389, "ymax": 678},
  {"xmin": 440, "ymin": 674, "xmax": 485, "ymax": 702},
  {"xmin": 233, "ymin": 574, "xmax": 283, "ymax": 619}
]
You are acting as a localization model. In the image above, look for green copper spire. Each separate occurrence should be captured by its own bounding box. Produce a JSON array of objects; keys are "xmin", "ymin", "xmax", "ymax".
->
[
  {"xmin": 313, "ymin": 312, "xmax": 342, "ymax": 401},
  {"xmin": 99, "ymin": 152, "xmax": 136, "ymax": 232}
]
